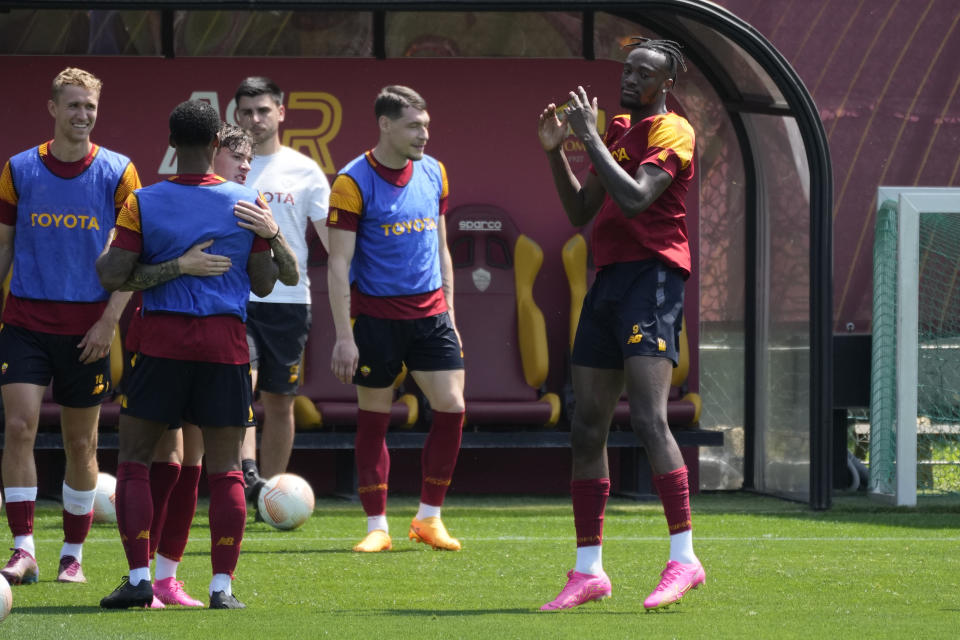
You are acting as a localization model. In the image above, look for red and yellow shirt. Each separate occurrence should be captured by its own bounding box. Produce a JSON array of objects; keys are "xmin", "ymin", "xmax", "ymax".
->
[{"xmin": 590, "ymin": 113, "xmax": 694, "ymax": 276}]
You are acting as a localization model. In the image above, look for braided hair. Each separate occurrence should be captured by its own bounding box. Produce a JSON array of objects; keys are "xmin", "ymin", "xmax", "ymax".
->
[{"xmin": 625, "ymin": 37, "xmax": 687, "ymax": 81}]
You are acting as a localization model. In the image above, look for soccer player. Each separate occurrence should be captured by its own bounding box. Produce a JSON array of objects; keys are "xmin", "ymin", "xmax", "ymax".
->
[
  {"xmin": 327, "ymin": 85, "xmax": 465, "ymax": 553},
  {"xmin": 143, "ymin": 122, "xmax": 297, "ymax": 608},
  {"xmin": 233, "ymin": 76, "xmax": 330, "ymax": 502},
  {"xmin": 0, "ymin": 67, "xmax": 140, "ymax": 586},
  {"xmin": 96, "ymin": 99, "xmax": 278, "ymax": 609},
  {"xmin": 537, "ymin": 38, "xmax": 703, "ymax": 611}
]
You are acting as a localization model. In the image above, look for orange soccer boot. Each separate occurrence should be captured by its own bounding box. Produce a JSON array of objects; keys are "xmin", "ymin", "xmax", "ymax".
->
[
  {"xmin": 408, "ymin": 516, "xmax": 461, "ymax": 551},
  {"xmin": 352, "ymin": 529, "xmax": 393, "ymax": 553}
]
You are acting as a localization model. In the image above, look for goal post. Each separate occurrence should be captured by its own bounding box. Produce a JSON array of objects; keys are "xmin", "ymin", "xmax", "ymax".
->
[{"xmin": 871, "ymin": 187, "xmax": 960, "ymax": 506}]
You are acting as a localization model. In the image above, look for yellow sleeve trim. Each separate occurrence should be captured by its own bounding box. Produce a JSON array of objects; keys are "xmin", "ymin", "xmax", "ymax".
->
[
  {"xmin": 329, "ymin": 174, "xmax": 363, "ymax": 217},
  {"xmin": 115, "ymin": 163, "xmax": 142, "ymax": 212},
  {"xmin": 116, "ymin": 193, "xmax": 141, "ymax": 234},
  {"xmin": 0, "ymin": 162, "xmax": 16, "ymax": 207},
  {"xmin": 438, "ymin": 161, "xmax": 450, "ymax": 200},
  {"xmin": 649, "ymin": 114, "xmax": 695, "ymax": 171}
]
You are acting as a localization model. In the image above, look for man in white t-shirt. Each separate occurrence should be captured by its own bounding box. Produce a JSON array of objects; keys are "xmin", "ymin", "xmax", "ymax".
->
[{"xmin": 234, "ymin": 76, "xmax": 330, "ymax": 500}]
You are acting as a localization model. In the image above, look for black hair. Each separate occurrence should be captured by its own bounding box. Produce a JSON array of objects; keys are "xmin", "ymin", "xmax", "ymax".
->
[
  {"xmin": 374, "ymin": 85, "xmax": 427, "ymax": 120},
  {"xmin": 169, "ymin": 100, "xmax": 221, "ymax": 147},
  {"xmin": 625, "ymin": 37, "xmax": 687, "ymax": 81},
  {"xmin": 234, "ymin": 76, "xmax": 283, "ymax": 107}
]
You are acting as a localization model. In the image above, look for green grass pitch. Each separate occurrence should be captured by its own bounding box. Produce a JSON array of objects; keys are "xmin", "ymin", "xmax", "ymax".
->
[{"xmin": 1, "ymin": 492, "xmax": 958, "ymax": 639}]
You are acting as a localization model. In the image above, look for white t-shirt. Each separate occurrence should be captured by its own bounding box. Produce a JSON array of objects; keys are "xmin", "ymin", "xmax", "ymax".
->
[{"xmin": 247, "ymin": 146, "xmax": 330, "ymax": 304}]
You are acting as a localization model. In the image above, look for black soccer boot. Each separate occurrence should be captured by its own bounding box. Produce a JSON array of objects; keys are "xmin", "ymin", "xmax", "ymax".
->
[
  {"xmin": 100, "ymin": 576, "xmax": 153, "ymax": 609},
  {"xmin": 209, "ymin": 590, "xmax": 246, "ymax": 609}
]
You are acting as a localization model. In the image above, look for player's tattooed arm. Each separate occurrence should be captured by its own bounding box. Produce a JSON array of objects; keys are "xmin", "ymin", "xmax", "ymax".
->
[
  {"xmin": 0, "ymin": 223, "xmax": 15, "ymax": 285},
  {"xmin": 97, "ymin": 243, "xmax": 140, "ymax": 292},
  {"xmin": 235, "ymin": 199, "xmax": 299, "ymax": 286},
  {"xmin": 121, "ymin": 258, "xmax": 182, "ymax": 291},
  {"xmin": 268, "ymin": 230, "xmax": 300, "ymax": 286},
  {"xmin": 248, "ymin": 249, "xmax": 279, "ymax": 298},
  {"xmin": 120, "ymin": 240, "xmax": 233, "ymax": 291}
]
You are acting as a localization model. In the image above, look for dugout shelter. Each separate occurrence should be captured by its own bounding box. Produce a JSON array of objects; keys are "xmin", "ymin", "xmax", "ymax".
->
[{"xmin": 0, "ymin": 0, "xmax": 834, "ymax": 508}]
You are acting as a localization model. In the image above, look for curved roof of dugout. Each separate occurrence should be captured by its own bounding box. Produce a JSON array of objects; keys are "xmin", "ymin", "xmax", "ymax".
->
[{"xmin": 5, "ymin": 0, "xmax": 834, "ymax": 508}]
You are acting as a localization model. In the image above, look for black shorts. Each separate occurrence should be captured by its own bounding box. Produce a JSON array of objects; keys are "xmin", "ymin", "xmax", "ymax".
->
[
  {"xmin": 353, "ymin": 312, "xmax": 464, "ymax": 388},
  {"xmin": 571, "ymin": 259, "xmax": 685, "ymax": 369},
  {"xmin": 0, "ymin": 323, "xmax": 112, "ymax": 407},
  {"xmin": 246, "ymin": 301, "xmax": 311, "ymax": 395},
  {"xmin": 121, "ymin": 354, "xmax": 256, "ymax": 428}
]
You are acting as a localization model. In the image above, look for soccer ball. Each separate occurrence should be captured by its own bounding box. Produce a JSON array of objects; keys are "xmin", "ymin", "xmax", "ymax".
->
[
  {"xmin": 0, "ymin": 573, "xmax": 12, "ymax": 622},
  {"xmin": 93, "ymin": 472, "xmax": 117, "ymax": 523},
  {"xmin": 257, "ymin": 473, "xmax": 315, "ymax": 530}
]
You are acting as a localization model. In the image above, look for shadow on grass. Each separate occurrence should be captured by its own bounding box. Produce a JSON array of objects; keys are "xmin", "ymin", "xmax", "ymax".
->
[
  {"xmin": 180, "ymin": 548, "xmax": 351, "ymax": 557},
  {"xmin": 15, "ymin": 604, "xmax": 217, "ymax": 616},
  {"xmin": 182, "ymin": 546, "xmax": 421, "ymax": 557},
  {"xmin": 12, "ymin": 605, "xmax": 115, "ymax": 615}
]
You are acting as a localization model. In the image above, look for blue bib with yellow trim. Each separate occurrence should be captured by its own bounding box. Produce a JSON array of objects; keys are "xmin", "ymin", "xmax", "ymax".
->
[
  {"xmin": 342, "ymin": 154, "xmax": 444, "ymax": 297},
  {"xmin": 136, "ymin": 179, "xmax": 257, "ymax": 320},
  {"xmin": 10, "ymin": 145, "xmax": 129, "ymax": 302}
]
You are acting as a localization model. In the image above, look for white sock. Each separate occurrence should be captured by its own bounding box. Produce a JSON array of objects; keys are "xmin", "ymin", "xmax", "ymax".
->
[
  {"xmin": 129, "ymin": 566, "xmax": 151, "ymax": 586},
  {"xmin": 5, "ymin": 486, "xmax": 38, "ymax": 503},
  {"xmin": 62, "ymin": 482, "xmax": 96, "ymax": 515},
  {"xmin": 13, "ymin": 535, "xmax": 36, "ymax": 558},
  {"xmin": 415, "ymin": 503, "xmax": 441, "ymax": 520},
  {"xmin": 155, "ymin": 554, "xmax": 180, "ymax": 581},
  {"xmin": 367, "ymin": 515, "xmax": 388, "ymax": 534},
  {"xmin": 60, "ymin": 483, "xmax": 96, "ymax": 563},
  {"xmin": 669, "ymin": 530, "xmax": 698, "ymax": 565},
  {"xmin": 60, "ymin": 543, "xmax": 83, "ymax": 563},
  {"xmin": 575, "ymin": 545, "xmax": 603, "ymax": 576},
  {"xmin": 210, "ymin": 573, "xmax": 232, "ymax": 596}
]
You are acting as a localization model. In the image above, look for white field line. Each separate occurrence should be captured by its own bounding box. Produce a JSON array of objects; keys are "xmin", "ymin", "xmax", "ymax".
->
[{"xmin": 78, "ymin": 535, "xmax": 960, "ymax": 543}]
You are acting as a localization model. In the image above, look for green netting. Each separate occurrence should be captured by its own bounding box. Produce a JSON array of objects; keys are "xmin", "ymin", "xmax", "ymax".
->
[
  {"xmin": 870, "ymin": 201, "xmax": 960, "ymax": 495},
  {"xmin": 870, "ymin": 201, "xmax": 898, "ymax": 495},
  {"xmin": 916, "ymin": 212, "xmax": 960, "ymax": 491}
]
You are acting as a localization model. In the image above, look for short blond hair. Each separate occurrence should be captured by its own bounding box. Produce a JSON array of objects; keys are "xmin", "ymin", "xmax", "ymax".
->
[{"xmin": 51, "ymin": 67, "xmax": 102, "ymax": 101}]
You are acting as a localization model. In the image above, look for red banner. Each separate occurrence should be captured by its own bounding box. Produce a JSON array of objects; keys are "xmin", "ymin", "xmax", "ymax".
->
[{"xmin": 1, "ymin": 57, "xmax": 620, "ymax": 215}]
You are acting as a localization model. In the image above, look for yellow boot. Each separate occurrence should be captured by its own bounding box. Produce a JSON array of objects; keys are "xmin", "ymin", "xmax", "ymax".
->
[
  {"xmin": 408, "ymin": 516, "xmax": 461, "ymax": 551},
  {"xmin": 353, "ymin": 529, "xmax": 392, "ymax": 552}
]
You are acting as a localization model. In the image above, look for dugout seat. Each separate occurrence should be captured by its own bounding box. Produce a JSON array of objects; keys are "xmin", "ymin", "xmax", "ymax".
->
[
  {"xmin": 294, "ymin": 227, "xmax": 418, "ymax": 429},
  {"xmin": 446, "ymin": 204, "xmax": 561, "ymax": 427},
  {"xmin": 561, "ymin": 231, "xmax": 701, "ymax": 428}
]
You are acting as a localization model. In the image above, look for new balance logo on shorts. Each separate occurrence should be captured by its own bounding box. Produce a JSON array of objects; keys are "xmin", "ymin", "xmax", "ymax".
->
[{"xmin": 92, "ymin": 373, "xmax": 109, "ymax": 395}]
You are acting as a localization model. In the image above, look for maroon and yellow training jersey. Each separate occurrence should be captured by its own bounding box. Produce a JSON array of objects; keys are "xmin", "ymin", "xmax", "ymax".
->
[
  {"xmin": 0, "ymin": 141, "xmax": 141, "ymax": 334},
  {"xmin": 327, "ymin": 151, "xmax": 450, "ymax": 320},
  {"xmin": 589, "ymin": 112, "xmax": 695, "ymax": 276}
]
